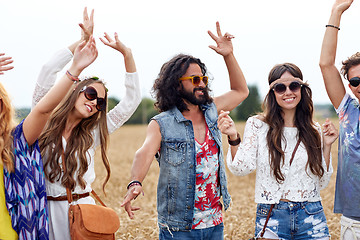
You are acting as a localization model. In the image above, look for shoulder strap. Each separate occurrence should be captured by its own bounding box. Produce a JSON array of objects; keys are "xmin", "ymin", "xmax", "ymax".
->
[
  {"xmin": 289, "ymin": 138, "xmax": 301, "ymax": 166},
  {"xmin": 259, "ymin": 138, "xmax": 301, "ymax": 237},
  {"xmin": 259, "ymin": 204, "xmax": 274, "ymax": 238}
]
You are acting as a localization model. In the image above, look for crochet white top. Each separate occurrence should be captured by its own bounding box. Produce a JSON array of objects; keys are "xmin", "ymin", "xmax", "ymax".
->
[{"xmin": 226, "ymin": 116, "xmax": 333, "ymax": 204}]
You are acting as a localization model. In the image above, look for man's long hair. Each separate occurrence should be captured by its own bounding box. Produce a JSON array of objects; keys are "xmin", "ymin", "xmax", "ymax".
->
[
  {"xmin": 152, "ymin": 54, "xmax": 212, "ymax": 112},
  {"xmin": 262, "ymin": 63, "xmax": 324, "ymax": 183},
  {"xmin": 39, "ymin": 78, "xmax": 110, "ymax": 192}
]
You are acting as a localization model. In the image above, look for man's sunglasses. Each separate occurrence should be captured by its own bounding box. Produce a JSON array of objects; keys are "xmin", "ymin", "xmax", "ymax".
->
[
  {"xmin": 349, "ymin": 77, "xmax": 360, "ymax": 87},
  {"xmin": 179, "ymin": 76, "xmax": 208, "ymax": 86},
  {"xmin": 272, "ymin": 81, "xmax": 302, "ymax": 95},
  {"xmin": 80, "ymin": 86, "xmax": 106, "ymax": 111}
]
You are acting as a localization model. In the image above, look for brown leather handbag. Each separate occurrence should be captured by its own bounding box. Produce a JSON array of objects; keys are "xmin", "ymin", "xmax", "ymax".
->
[{"xmin": 63, "ymin": 155, "xmax": 120, "ymax": 240}]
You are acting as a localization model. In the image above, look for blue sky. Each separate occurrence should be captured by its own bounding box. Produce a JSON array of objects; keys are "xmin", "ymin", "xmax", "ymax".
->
[{"xmin": 1, "ymin": 0, "xmax": 360, "ymax": 108}]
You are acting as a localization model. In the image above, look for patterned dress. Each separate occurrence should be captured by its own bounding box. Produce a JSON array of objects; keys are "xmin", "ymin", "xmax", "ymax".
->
[{"xmin": 4, "ymin": 120, "xmax": 49, "ymax": 240}]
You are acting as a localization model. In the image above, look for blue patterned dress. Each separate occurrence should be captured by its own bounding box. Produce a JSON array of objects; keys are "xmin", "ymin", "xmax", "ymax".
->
[{"xmin": 3, "ymin": 120, "xmax": 49, "ymax": 240}]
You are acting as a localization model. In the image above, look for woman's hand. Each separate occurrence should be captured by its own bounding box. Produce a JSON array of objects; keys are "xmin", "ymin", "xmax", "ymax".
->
[
  {"xmin": 323, "ymin": 118, "xmax": 339, "ymax": 146},
  {"xmin": 0, "ymin": 53, "xmax": 14, "ymax": 74},
  {"xmin": 218, "ymin": 110, "xmax": 238, "ymax": 139},
  {"xmin": 100, "ymin": 32, "xmax": 132, "ymax": 58}
]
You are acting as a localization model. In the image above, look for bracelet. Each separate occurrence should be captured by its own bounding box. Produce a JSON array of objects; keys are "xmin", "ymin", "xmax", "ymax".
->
[
  {"xmin": 127, "ymin": 180, "xmax": 142, "ymax": 189},
  {"xmin": 228, "ymin": 132, "xmax": 241, "ymax": 146},
  {"xmin": 66, "ymin": 70, "xmax": 79, "ymax": 82},
  {"xmin": 326, "ymin": 24, "xmax": 340, "ymax": 30}
]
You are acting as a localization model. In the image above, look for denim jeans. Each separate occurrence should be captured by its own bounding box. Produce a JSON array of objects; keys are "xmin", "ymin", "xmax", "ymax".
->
[
  {"xmin": 159, "ymin": 223, "xmax": 224, "ymax": 240},
  {"xmin": 255, "ymin": 201, "xmax": 330, "ymax": 239}
]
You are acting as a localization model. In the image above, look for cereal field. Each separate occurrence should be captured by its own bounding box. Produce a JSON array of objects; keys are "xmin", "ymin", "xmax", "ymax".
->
[{"xmin": 92, "ymin": 120, "xmax": 340, "ymax": 239}]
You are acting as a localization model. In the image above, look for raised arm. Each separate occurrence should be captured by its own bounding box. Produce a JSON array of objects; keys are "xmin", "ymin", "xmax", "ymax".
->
[
  {"xmin": 319, "ymin": 0, "xmax": 353, "ymax": 108},
  {"xmin": 0, "ymin": 53, "xmax": 14, "ymax": 74},
  {"xmin": 99, "ymin": 32, "xmax": 141, "ymax": 132},
  {"xmin": 121, "ymin": 120, "xmax": 161, "ymax": 219},
  {"xmin": 24, "ymin": 37, "xmax": 98, "ymax": 146},
  {"xmin": 32, "ymin": 7, "xmax": 95, "ymax": 108},
  {"xmin": 208, "ymin": 22, "xmax": 249, "ymax": 112}
]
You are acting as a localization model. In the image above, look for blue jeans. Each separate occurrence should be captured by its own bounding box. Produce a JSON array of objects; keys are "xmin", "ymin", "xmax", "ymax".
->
[
  {"xmin": 255, "ymin": 201, "xmax": 330, "ymax": 240},
  {"xmin": 159, "ymin": 223, "xmax": 224, "ymax": 240}
]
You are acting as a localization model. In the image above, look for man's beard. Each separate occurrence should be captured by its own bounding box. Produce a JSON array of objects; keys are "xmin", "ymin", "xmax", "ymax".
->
[{"xmin": 179, "ymin": 85, "xmax": 210, "ymax": 106}]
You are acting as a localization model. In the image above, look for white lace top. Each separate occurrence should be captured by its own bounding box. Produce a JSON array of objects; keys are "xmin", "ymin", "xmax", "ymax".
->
[
  {"xmin": 226, "ymin": 116, "xmax": 333, "ymax": 204},
  {"xmin": 32, "ymin": 48, "xmax": 141, "ymax": 197}
]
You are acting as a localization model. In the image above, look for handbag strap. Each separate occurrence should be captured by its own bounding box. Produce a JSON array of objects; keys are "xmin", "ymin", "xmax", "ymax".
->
[
  {"xmin": 259, "ymin": 138, "xmax": 301, "ymax": 238},
  {"xmin": 61, "ymin": 152, "xmax": 107, "ymax": 207},
  {"xmin": 289, "ymin": 138, "xmax": 301, "ymax": 166}
]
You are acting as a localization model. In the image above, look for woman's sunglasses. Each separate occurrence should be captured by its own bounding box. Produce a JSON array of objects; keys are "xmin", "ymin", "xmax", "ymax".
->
[
  {"xmin": 80, "ymin": 86, "xmax": 106, "ymax": 111},
  {"xmin": 179, "ymin": 76, "xmax": 208, "ymax": 86},
  {"xmin": 272, "ymin": 81, "xmax": 302, "ymax": 95},
  {"xmin": 349, "ymin": 77, "xmax": 360, "ymax": 87}
]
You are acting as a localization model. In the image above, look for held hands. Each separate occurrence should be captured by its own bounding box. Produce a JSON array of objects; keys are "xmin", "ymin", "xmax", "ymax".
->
[
  {"xmin": 217, "ymin": 110, "xmax": 238, "ymax": 139},
  {"xmin": 121, "ymin": 185, "xmax": 142, "ymax": 219},
  {"xmin": 70, "ymin": 35, "xmax": 98, "ymax": 75},
  {"xmin": 322, "ymin": 118, "xmax": 339, "ymax": 146},
  {"xmin": 0, "ymin": 53, "xmax": 14, "ymax": 74},
  {"xmin": 100, "ymin": 32, "xmax": 132, "ymax": 58},
  {"xmin": 208, "ymin": 21, "xmax": 234, "ymax": 57}
]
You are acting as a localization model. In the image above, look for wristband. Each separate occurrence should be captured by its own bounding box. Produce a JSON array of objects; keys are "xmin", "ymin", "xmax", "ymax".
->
[
  {"xmin": 127, "ymin": 180, "xmax": 142, "ymax": 189},
  {"xmin": 228, "ymin": 133, "xmax": 241, "ymax": 146},
  {"xmin": 66, "ymin": 70, "xmax": 79, "ymax": 82},
  {"xmin": 325, "ymin": 24, "xmax": 340, "ymax": 30}
]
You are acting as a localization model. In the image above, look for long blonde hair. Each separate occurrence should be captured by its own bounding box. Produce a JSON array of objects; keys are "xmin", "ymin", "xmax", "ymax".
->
[
  {"xmin": 39, "ymin": 78, "xmax": 110, "ymax": 192},
  {"xmin": 0, "ymin": 82, "xmax": 16, "ymax": 172}
]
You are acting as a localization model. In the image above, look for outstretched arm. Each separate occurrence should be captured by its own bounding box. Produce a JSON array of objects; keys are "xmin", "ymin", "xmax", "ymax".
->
[
  {"xmin": 121, "ymin": 120, "xmax": 161, "ymax": 219},
  {"xmin": 209, "ymin": 22, "xmax": 249, "ymax": 112},
  {"xmin": 319, "ymin": 0, "xmax": 353, "ymax": 108},
  {"xmin": 24, "ymin": 37, "xmax": 98, "ymax": 146},
  {"xmin": 0, "ymin": 53, "xmax": 14, "ymax": 74}
]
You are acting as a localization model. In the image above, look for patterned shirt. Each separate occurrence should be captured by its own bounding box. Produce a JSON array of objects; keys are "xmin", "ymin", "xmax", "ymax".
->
[
  {"xmin": 3, "ymin": 120, "xmax": 49, "ymax": 239},
  {"xmin": 334, "ymin": 94, "xmax": 360, "ymax": 219},
  {"xmin": 192, "ymin": 126, "xmax": 222, "ymax": 229}
]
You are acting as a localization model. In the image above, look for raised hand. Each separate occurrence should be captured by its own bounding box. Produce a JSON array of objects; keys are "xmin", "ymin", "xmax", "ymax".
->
[
  {"xmin": 332, "ymin": 0, "xmax": 353, "ymax": 14},
  {"xmin": 100, "ymin": 32, "xmax": 132, "ymax": 57},
  {"xmin": 71, "ymin": 35, "xmax": 98, "ymax": 75},
  {"xmin": 79, "ymin": 7, "xmax": 94, "ymax": 42},
  {"xmin": 0, "ymin": 53, "xmax": 14, "ymax": 74},
  {"xmin": 208, "ymin": 21, "xmax": 235, "ymax": 57},
  {"xmin": 322, "ymin": 118, "xmax": 339, "ymax": 146}
]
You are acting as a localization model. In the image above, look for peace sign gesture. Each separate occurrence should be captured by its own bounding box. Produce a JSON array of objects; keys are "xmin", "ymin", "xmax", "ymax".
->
[{"xmin": 208, "ymin": 21, "xmax": 235, "ymax": 57}]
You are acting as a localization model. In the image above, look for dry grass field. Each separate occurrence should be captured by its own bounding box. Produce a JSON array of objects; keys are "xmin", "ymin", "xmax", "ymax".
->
[{"xmin": 92, "ymin": 119, "xmax": 341, "ymax": 240}]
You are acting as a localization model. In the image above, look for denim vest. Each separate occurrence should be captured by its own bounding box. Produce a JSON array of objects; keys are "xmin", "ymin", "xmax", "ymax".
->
[{"xmin": 152, "ymin": 102, "xmax": 231, "ymax": 231}]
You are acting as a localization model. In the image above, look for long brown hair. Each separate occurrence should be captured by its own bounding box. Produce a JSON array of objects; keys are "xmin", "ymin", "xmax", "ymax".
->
[
  {"xmin": 39, "ymin": 78, "xmax": 110, "ymax": 192},
  {"xmin": 262, "ymin": 63, "xmax": 323, "ymax": 183},
  {"xmin": 0, "ymin": 82, "xmax": 15, "ymax": 172}
]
